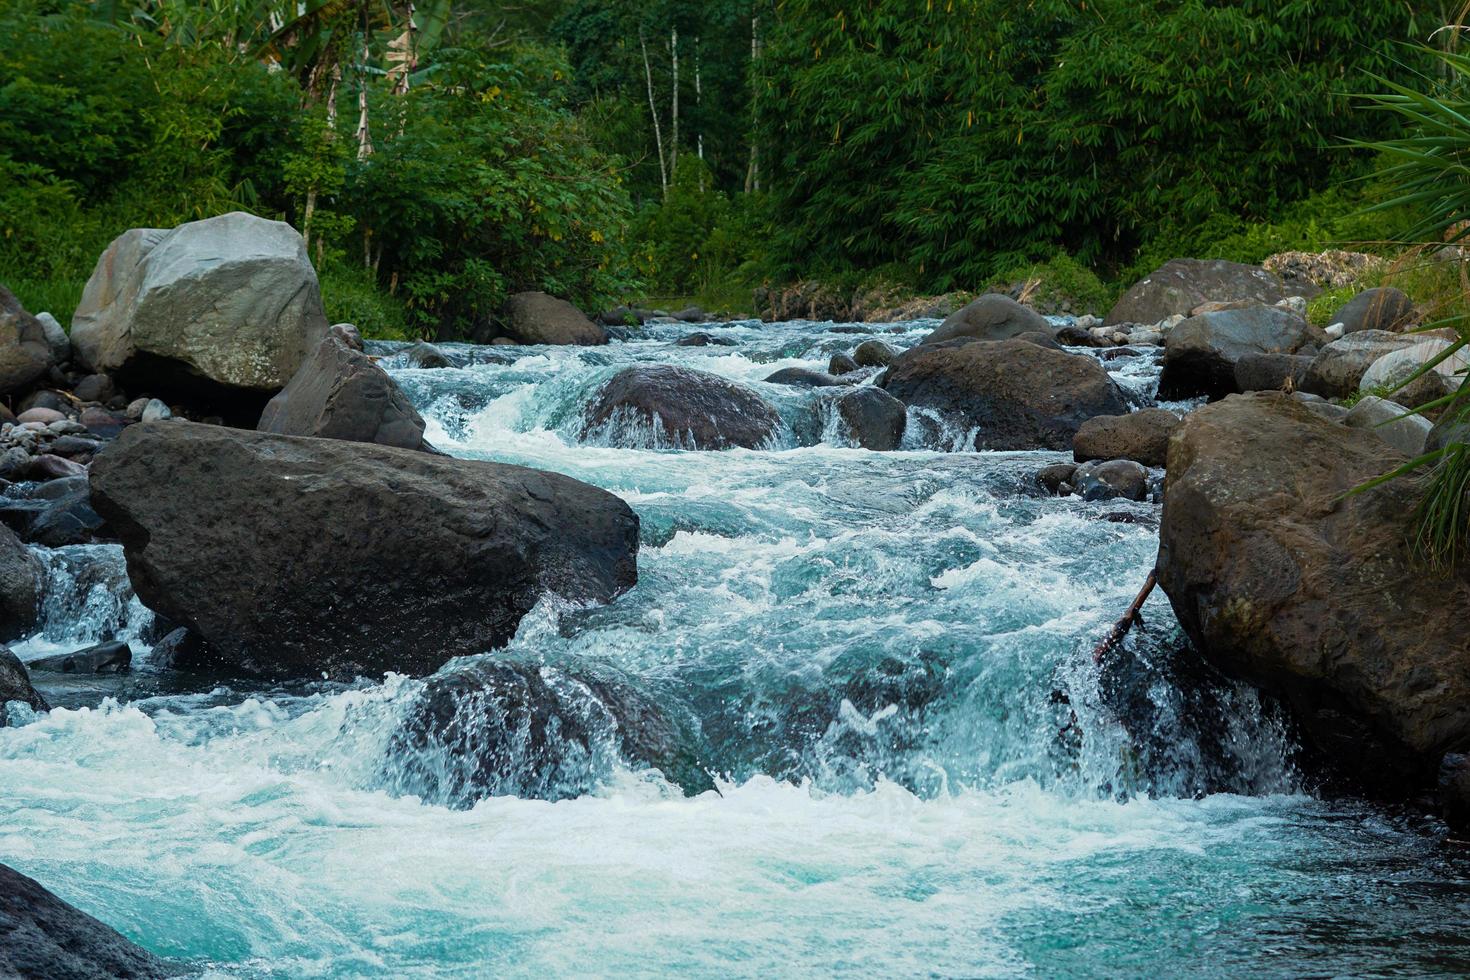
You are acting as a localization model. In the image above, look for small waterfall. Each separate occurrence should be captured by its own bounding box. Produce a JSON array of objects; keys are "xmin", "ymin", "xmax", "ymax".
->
[{"xmin": 14, "ymin": 544, "xmax": 154, "ymax": 660}]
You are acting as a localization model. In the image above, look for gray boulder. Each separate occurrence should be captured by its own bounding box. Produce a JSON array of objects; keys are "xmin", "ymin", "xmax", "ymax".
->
[
  {"xmin": 921, "ymin": 294, "xmax": 1050, "ymax": 345},
  {"xmin": 70, "ymin": 213, "xmax": 328, "ymax": 404},
  {"xmin": 583, "ymin": 365, "xmax": 781, "ymax": 450},
  {"xmin": 1303, "ymin": 330, "xmax": 1424, "ymax": 399},
  {"xmin": 1233, "ymin": 352, "xmax": 1313, "ymax": 393},
  {"xmin": 854, "ymin": 340, "xmax": 897, "ymax": 367},
  {"xmin": 1333, "ymin": 287, "xmax": 1415, "ymax": 334},
  {"xmin": 0, "ymin": 285, "xmax": 54, "ymax": 396},
  {"xmin": 1106, "ymin": 259, "xmax": 1319, "ymax": 327},
  {"xmin": 1072, "ymin": 408, "xmax": 1178, "ymax": 467},
  {"xmin": 1343, "ymin": 395, "xmax": 1432, "ymax": 457},
  {"xmin": 500, "ymin": 291, "xmax": 607, "ymax": 346},
  {"xmin": 258, "ymin": 336, "xmax": 429, "ymax": 451},
  {"xmin": 0, "ymin": 862, "xmax": 170, "ymax": 977},
  {"xmin": 833, "ymin": 386, "xmax": 907, "ymax": 450},
  {"xmin": 89, "ymin": 422, "xmax": 640, "ymax": 678},
  {"xmin": 1359, "ymin": 341, "xmax": 1469, "ymax": 410},
  {"xmin": 34, "ymin": 312, "xmax": 70, "ymax": 365},
  {"xmin": 0, "ymin": 524, "xmax": 42, "ymax": 643},
  {"xmin": 881, "ymin": 338, "xmax": 1130, "ymax": 450},
  {"xmin": 1158, "ymin": 305, "xmax": 1324, "ymax": 400},
  {"xmin": 329, "ymin": 322, "xmax": 365, "ymax": 351}
]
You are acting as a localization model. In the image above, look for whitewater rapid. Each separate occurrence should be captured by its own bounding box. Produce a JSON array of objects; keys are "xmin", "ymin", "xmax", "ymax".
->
[{"xmin": 2, "ymin": 317, "xmax": 1468, "ymax": 977}]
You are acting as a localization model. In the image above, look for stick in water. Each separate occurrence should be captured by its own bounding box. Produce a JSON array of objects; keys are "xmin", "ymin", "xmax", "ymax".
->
[{"xmin": 1092, "ymin": 567, "xmax": 1158, "ymax": 663}]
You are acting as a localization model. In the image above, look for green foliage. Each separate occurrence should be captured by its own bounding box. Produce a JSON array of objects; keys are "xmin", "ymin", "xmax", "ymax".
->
[
  {"xmin": 318, "ymin": 266, "xmax": 412, "ymax": 340},
  {"xmin": 992, "ymin": 252, "xmax": 1113, "ymax": 315}
]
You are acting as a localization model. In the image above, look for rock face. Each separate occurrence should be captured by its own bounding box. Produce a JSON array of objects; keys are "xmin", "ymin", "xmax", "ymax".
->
[
  {"xmin": 833, "ymin": 387, "xmax": 907, "ymax": 450},
  {"xmin": 384, "ymin": 657, "xmax": 714, "ymax": 806},
  {"xmin": 0, "ymin": 862, "xmax": 170, "ymax": 978},
  {"xmin": 0, "ymin": 524, "xmax": 42, "ymax": 643},
  {"xmin": 0, "ymin": 649, "xmax": 47, "ymax": 716},
  {"xmin": 0, "ymin": 285, "xmax": 54, "ymax": 396},
  {"xmin": 70, "ymin": 213, "xmax": 328, "ymax": 407},
  {"xmin": 583, "ymin": 365, "xmax": 781, "ymax": 450},
  {"xmin": 1106, "ymin": 259, "xmax": 1318, "ymax": 327},
  {"xmin": 1302, "ymin": 330, "xmax": 1424, "ymax": 399},
  {"xmin": 1332, "ymin": 287, "xmax": 1415, "ymax": 334},
  {"xmin": 500, "ymin": 292, "xmax": 607, "ymax": 346},
  {"xmin": 1158, "ymin": 305, "xmax": 1323, "ymax": 400},
  {"xmin": 921, "ymin": 294, "xmax": 1051, "ymax": 345},
  {"xmin": 258, "ymin": 336, "xmax": 429, "ymax": 450},
  {"xmin": 1072, "ymin": 409, "xmax": 1178, "ymax": 467},
  {"xmin": 1157, "ymin": 392, "xmax": 1470, "ymax": 792},
  {"xmin": 881, "ymin": 338, "xmax": 1130, "ymax": 450},
  {"xmin": 89, "ymin": 422, "xmax": 640, "ymax": 678}
]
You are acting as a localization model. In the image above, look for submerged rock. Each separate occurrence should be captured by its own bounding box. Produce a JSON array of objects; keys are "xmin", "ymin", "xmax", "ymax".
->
[
  {"xmin": 828, "ymin": 352, "xmax": 860, "ymax": 375},
  {"xmin": 1157, "ymin": 392, "xmax": 1470, "ymax": 795},
  {"xmin": 89, "ymin": 422, "xmax": 640, "ymax": 678},
  {"xmin": 1071, "ymin": 459, "xmax": 1149, "ymax": 501},
  {"xmin": 853, "ymin": 339, "xmax": 897, "ymax": 367},
  {"xmin": 258, "ymin": 336, "xmax": 430, "ymax": 450},
  {"xmin": 921, "ymin": 293, "xmax": 1050, "ymax": 346},
  {"xmin": 764, "ymin": 367, "xmax": 853, "ymax": 388},
  {"xmin": 582, "ymin": 365, "xmax": 780, "ymax": 450},
  {"xmin": 385, "ymin": 657, "xmax": 714, "ymax": 805},
  {"xmin": 880, "ymin": 338, "xmax": 1130, "ymax": 450},
  {"xmin": 1106, "ymin": 258, "xmax": 1318, "ymax": 327},
  {"xmin": 500, "ymin": 291, "xmax": 607, "ymax": 346},
  {"xmin": 0, "ymin": 862, "xmax": 171, "ymax": 978}
]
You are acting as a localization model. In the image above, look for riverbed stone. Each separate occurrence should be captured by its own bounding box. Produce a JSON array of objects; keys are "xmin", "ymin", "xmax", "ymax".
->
[
  {"xmin": 881, "ymin": 338, "xmax": 1131, "ymax": 451},
  {"xmin": 500, "ymin": 291, "xmax": 607, "ymax": 346},
  {"xmin": 854, "ymin": 340, "xmax": 897, "ymax": 367},
  {"xmin": 829, "ymin": 352, "xmax": 860, "ymax": 375},
  {"xmin": 583, "ymin": 365, "xmax": 781, "ymax": 450},
  {"xmin": 764, "ymin": 367, "xmax": 854, "ymax": 388},
  {"xmin": 921, "ymin": 294, "xmax": 1051, "ymax": 346},
  {"xmin": 1157, "ymin": 391, "xmax": 1470, "ymax": 796},
  {"xmin": 28, "ymin": 640, "xmax": 132, "ymax": 674},
  {"xmin": 90, "ymin": 421, "xmax": 640, "ymax": 678},
  {"xmin": 258, "ymin": 336, "xmax": 429, "ymax": 450},
  {"xmin": 833, "ymin": 386, "xmax": 907, "ymax": 450},
  {"xmin": 1071, "ymin": 459, "xmax": 1149, "ymax": 501},
  {"xmin": 0, "ymin": 649, "xmax": 47, "ymax": 716},
  {"xmin": 0, "ymin": 862, "xmax": 171, "ymax": 977},
  {"xmin": 1158, "ymin": 305, "xmax": 1324, "ymax": 400},
  {"xmin": 0, "ymin": 474, "xmax": 108, "ymax": 546},
  {"xmin": 0, "ymin": 524, "xmax": 42, "ymax": 643},
  {"xmin": 70, "ymin": 213, "xmax": 328, "ymax": 412},
  {"xmin": 1072, "ymin": 409, "xmax": 1179, "ymax": 468},
  {"xmin": 34, "ymin": 311, "xmax": 70, "ymax": 365},
  {"xmin": 1106, "ymin": 259, "xmax": 1319, "ymax": 327}
]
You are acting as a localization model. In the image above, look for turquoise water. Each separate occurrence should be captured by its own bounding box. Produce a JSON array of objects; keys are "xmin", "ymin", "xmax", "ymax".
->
[{"xmin": 3, "ymin": 319, "xmax": 1469, "ymax": 977}]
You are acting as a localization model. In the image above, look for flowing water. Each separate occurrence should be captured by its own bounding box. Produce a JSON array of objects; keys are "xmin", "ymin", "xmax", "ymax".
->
[{"xmin": 3, "ymin": 319, "xmax": 1470, "ymax": 977}]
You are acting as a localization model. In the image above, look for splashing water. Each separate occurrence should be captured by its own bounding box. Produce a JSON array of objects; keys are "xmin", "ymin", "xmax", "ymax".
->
[{"xmin": 3, "ymin": 318, "xmax": 1469, "ymax": 977}]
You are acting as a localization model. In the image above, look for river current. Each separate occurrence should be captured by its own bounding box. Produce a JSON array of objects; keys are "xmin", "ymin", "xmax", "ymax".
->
[{"xmin": 3, "ymin": 317, "xmax": 1469, "ymax": 976}]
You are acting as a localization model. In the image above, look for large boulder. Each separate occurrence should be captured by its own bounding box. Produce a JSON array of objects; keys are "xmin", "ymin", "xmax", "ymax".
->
[
  {"xmin": 1157, "ymin": 392, "xmax": 1470, "ymax": 794},
  {"xmin": 0, "ymin": 649, "xmax": 47, "ymax": 716},
  {"xmin": 1233, "ymin": 352, "xmax": 1313, "ymax": 394},
  {"xmin": 0, "ymin": 285, "xmax": 54, "ymax": 396},
  {"xmin": 833, "ymin": 386, "xmax": 907, "ymax": 450},
  {"xmin": 1302, "ymin": 330, "xmax": 1424, "ymax": 399},
  {"xmin": 582, "ymin": 365, "xmax": 781, "ymax": 450},
  {"xmin": 0, "ymin": 524, "xmax": 42, "ymax": 643},
  {"xmin": 1072, "ymin": 408, "xmax": 1179, "ymax": 468},
  {"xmin": 880, "ymin": 338, "xmax": 1130, "ymax": 450},
  {"xmin": 89, "ymin": 422, "xmax": 640, "ymax": 678},
  {"xmin": 1158, "ymin": 305, "xmax": 1324, "ymax": 400},
  {"xmin": 1332, "ymin": 287, "xmax": 1415, "ymax": 334},
  {"xmin": 921, "ymin": 293, "xmax": 1051, "ymax": 345},
  {"xmin": 763, "ymin": 367, "xmax": 853, "ymax": 388},
  {"xmin": 1106, "ymin": 259, "xmax": 1319, "ymax": 327},
  {"xmin": 0, "ymin": 862, "xmax": 170, "ymax": 977},
  {"xmin": 258, "ymin": 336, "xmax": 429, "ymax": 450},
  {"xmin": 70, "ymin": 213, "xmax": 328, "ymax": 412},
  {"xmin": 500, "ymin": 292, "xmax": 607, "ymax": 346},
  {"xmin": 383, "ymin": 657, "xmax": 714, "ymax": 806},
  {"xmin": 1359, "ymin": 340, "xmax": 1470, "ymax": 409}
]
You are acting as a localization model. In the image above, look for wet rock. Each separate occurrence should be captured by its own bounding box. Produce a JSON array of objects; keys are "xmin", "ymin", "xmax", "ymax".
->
[
  {"xmin": 400, "ymin": 342, "xmax": 452, "ymax": 369},
  {"xmin": 1157, "ymin": 392, "xmax": 1470, "ymax": 796},
  {"xmin": 1014, "ymin": 330, "xmax": 1065, "ymax": 351},
  {"xmin": 1233, "ymin": 352, "xmax": 1313, "ymax": 393},
  {"xmin": 0, "ymin": 474, "xmax": 108, "ymax": 546},
  {"xmin": 0, "ymin": 524, "xmax": 42, "ymax": 643},
  {"xmin": 1438, "ymin": 754, "xmax": 1470, "ymax": 833},
  {"xmin": 72, "ymin": 374, "xmax": 114, "ymax": 403},
  {"xmin": 28, "ymin": 640, "xmax": 132, "ymax": 674},
  {"xmin": 1106, "ymin": 258, "xmax": 1318, "ymax": 327},
  {"xmin": 672, "ymin": 306, "xmax": 707, "ymax": 323},
  {"xmin": 583, "ymin": 365, "xmax": 781, "ymax": 450},
  {"xmin": 676, "ymin": 332, "xmax": 738, "ymax": 348},
  {"xmin": 1037, "ymin": 462, "xmax": 1078, "ymax": 495},
  {"xmin": 921, "ymin": 293, "xmax": 1050, "ymax": 346},
  {"xmin": 828, "ymin": 352, "xmax": 860, "ymax": 375},
  {"xmin": 0, "ymin": 285, "xmax": 55, "ymax": 396},
  {"xmin": 764, "ymin": 367, "xmax": 854, "ymax": 388},
  {"xmin": 329, "ymin": 322, "xmax": 364, "ymax": 351},
  {"xmin": 1158, "ymin": 305, "xmax": 1324, "ymax": 401},
  {"xmin": 1343, "ymin": 396, "xmax": 1431, "ymax": 457},
  {"xmin": 70, "ymin": 213, "xmax": 328, "ymax": 412},
  {"xmin": 853, "ymin": 340, "xmax": 897, "ymax": 367},
  {"xmin": 1071, "ymin": 459, "xmax": 1148, "ymax": 501},
  {"xmin": 384, "ymin": 657, "xmax": 714, "ymax": 806},
  {"xmin": 0, "ymin": 648, "xmax": 47, "ymax": 716},
  {"xmin": 1302, "ymin": 330, "xmax": 1423, "ymax": 399},
  {"xmin": 834, "ymin": 387, "xmax": 907, "ymax": 450},
  {"xmin": 881, "ymin": 338, "xmax": 1130, "ymax": 450},
  {"xmin": 150, "ymin": 627, "xmax": 219, "ymax": 671},
  {"xmin": 500, "ymin": 291, "xmax": 607, "ymax": 346},
  {"xmin": 90, "ymin": 422, "xmax": 640, "ymax": 678},
  {"xmin": 258, "ymin": 336, "xmax": 429, "ymax": 451},
  {"xmin": 1072, "ymin": 408, "xmax": 1178, "ymax": 467},
  {"xmin": 1333, "ymin": 287, "xmax": 1415, "ymax": 334},
  {"xmin": 46, "ymin": 435, "xmax": 103, "ymax": 462},
  {"xmin": 0, "ymin": 862, "xmax": 172, "ymax": 977}
]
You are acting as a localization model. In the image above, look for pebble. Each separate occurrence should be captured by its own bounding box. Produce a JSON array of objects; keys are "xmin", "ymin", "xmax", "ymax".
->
[{"xmin": 16, "ymin": 407, "xmax": 65, "ymax": 425}]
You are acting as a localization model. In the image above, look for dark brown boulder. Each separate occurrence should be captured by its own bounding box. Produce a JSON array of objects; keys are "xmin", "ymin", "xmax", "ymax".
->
[
  {"xmin": 880, "ymin": 338, "xmax": 1130, "ymax": 450},
  {"xmin": 833, "ymin": 386, "xmax": 907, "ymax": 450},
  {"xmin": 500, "ymin": 291, "xmax": 607, "ymax": 346},
  {"xmin": 0, "ymin": 649, "xmax": 47, "ymax": 716},
  {"xmin": 1106, "ymin": 259, "xmax": 1318, "ymax": 327},
  {"xmin": 258, "ymin": 336, "xmax": 429, "ymax": 450},
  {"xmin": 921, "ymin": 293, "xmax": 1050, "ymax": 346},
  {"xmin": 1233, "ymin": 352, "xmax": 1314, "ymax": 393},
  {"xmin": 1158, "ymin": 305, "xmax": 1324, "ymax": 401},
  {"xmin": 582, "ymin": 365, "xmax": 780, "ymax": 450},
  {"xmin": 1157, "ymin": 392, "xmax": 1470, "ymax": 794},
  {"xmin": 0, "ymin": 524, "xmax": 42, "ymax": 643},
  {"xmin": 1072, "ymin": 409, "xmax": 1179, "ymax": 468},
  {"xmin": 0, "ymin": 862, "xmax": 171, "ymax": 977},
  {"xmin": 89, "ymin": 422, "xmax": 640, "ymax": 678},
  {"xmin": 0, "ymin": 285, "xmax": 54, "ymax": 396}
]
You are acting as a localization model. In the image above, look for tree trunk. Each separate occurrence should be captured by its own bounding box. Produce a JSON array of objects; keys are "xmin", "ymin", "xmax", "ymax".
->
[
  {"xmin": 640, "ymin": 28, "xmax": 668, "ymax": 198},
  {"xmin": 745, "ymin": 15, "xmax": 761, "ymax": 195},
  {"xmin": 356, "ymin": 17, "xmax": 373, "ymax": 161},
  {"xmin": 670, "ymin": 26, "xmax": 680, "ymax": 176},
  {"xmin": 695, "ymin": 34, "xmax": 704, "ymax": 191}
]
